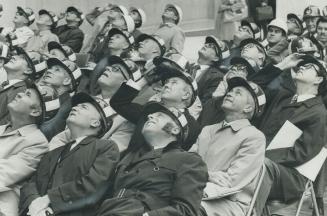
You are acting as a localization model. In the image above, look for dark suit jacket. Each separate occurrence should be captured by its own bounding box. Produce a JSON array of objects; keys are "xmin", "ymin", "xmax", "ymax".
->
[
  {"xmin": 19, "ymin": 137, "xmax": 119, "ymax": 216},
  {"xmin": 189, "ymin": 63, "xmax": 224, "ymax": 104},
  {"xmin": 0, "ymin": 80, "xmax": 27, "ymax": 125},
  {"xmin": 252, "ymin": 64, "xmax": 327, "ymax": 202},
  {"xmin": 53, "ymin": 25, "xmax": 84, "ymax": 53},
  {"xmin": 97, "ymin": 144, "xmax": 208, "ymax": 216}
]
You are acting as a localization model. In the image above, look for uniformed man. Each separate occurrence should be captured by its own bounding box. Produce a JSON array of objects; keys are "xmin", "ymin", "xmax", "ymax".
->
[
  {"xmin": 287, "ymin": 13, "xmax": 305, "ymax": 39},
  {"xmin": 0, "ymin": 7, "xmax": 35, "ymax": 48},
  {"xmin": 188, "ymin": 35, "xmax": 226, "ymax": 103},
  {"xmin": 19, "ymin": 92, "xmax": 119, "ymax": 216},
  {"xmin": 0, "ymin": 47, "xmax": 45, "ymax": 125},
  {"xmin": 46, "ymin": 41, "xmax": 76, "ymax": 62},
  {"xmin": 311, "ymin": 17, "xmax": 327, "ymax": 61},
  {"xmin": 50, "ymin": 56, "xmax": 136, "ymax": 153},
  {"xmin": 155, "ymin": 4, "xmax": 185, "ymax": 53},
  {"xmin": 0, "ymin": 83, "xmax": 48, "ymax": 216},
  {"xmin": 95, "ymin": 102, "xmax": 208, "ymax": 216},
  {"xmin": 302, "ymin": 5, "xmax": 321, "ymax": 38},
  {"xmin": 252, "ymin": 54, "xmax": 327, "ymax": 215},
  {"xmin": 193, "ymin": 77, "xmax": 266, "ymax": 216},
  {"xmin": 240, "ymin": 38, "xmax": 267, "ymax": 70},
  {"xmin": 53, "ymin": 6, "xmax": 84, "ymax": 52},
  {"xmin": 25, "ymin": 9, "xmax": 59, "ymax": 53}
]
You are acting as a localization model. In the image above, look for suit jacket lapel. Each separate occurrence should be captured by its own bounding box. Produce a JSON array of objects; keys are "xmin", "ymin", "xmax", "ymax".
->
[{"xmin": 59, "ymin": 136, "xmax": 96, "ymax": 162}]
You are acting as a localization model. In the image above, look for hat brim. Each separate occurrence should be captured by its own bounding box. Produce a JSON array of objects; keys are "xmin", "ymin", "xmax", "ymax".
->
[
  {"xmin": 227, "ymin": 77, "xmax": 259, "ymax": 119},
  {"xmin": 297, "ymin": 55, "xmax": 327, "ymax": 78},
  {"xmin": 39, "ymin": 9, "xmax": 57, "ymax": 28},
  {"xmin": 48, "ymin": 42, "xmax": 68, "ymax": 57},
  {"xmin": 108, "ymin": 28, "xmax": 132, "ymax": 45},
  {"xmin": 205, "ymin": 36, "xmax": 223, "ymax": 59},
  {"xmin": 71, "ymin": 92, "xmax": 111, "ymax": 137},
  {"xmin": 241, "ymin": 20, "xmax": 255, "ymax": 38},
  {"xmin": 106, "ymin": 55, "xmax": 131, "ymax": 79},
  {"xmin": 240, "ymin": 38, "xmax": 267, "ymax": 56}
]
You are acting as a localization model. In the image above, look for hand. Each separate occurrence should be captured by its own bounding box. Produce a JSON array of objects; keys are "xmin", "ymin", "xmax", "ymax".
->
[
  {"xmin": 276, "ymin": 53, "xmax": 305, "ymax": 71},
  {"xmin": 28, "ymin": 195, "xmax": 51, "ymax": 216},
  {"xmin": 144, "ymin": 68, "xmax": 164, "ymax": 85},
  {"xmin": 7, "ymin": 32, "xmax": 16, "ymax": 40}
]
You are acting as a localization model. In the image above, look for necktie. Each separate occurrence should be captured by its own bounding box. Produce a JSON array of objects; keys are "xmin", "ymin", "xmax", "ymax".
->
[{"xmin": 58, "ymin": 140, "xmax": 75, "ymax": 163}]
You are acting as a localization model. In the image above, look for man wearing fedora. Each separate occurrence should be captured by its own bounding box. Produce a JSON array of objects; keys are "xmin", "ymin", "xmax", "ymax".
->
[
  {"xmin": 95, "ymin": 101, "xmax": 207, "ymax": 216},
  {"xmin": 155, "ymin": 4, "xmax": 185, "ymax": 53},
  {"xmin": 0, "ymin": 83, "xmax": 48, "ymax": 216},
  {"xmin": 0, "ymin": 7, "xmax": 35, "ymax": 48},
  {"xmin": 53, "ymin": 6, "xmax": 84, "ymax": 52},
  {"xmin": 19, "ymin": 92, "xmax": 119, "ymax": 216},
  {"xmin": 193, "ymin": 77, "xmax": 266, "ymax": 216}
]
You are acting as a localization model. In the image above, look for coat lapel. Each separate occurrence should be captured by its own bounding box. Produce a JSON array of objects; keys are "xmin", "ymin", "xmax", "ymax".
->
[{"xmin": 59, "ymin": 136, "xmax": 96, "ymax": 162}]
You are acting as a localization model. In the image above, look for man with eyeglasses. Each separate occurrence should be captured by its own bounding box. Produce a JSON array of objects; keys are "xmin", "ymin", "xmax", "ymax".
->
[
  {"xmin": 250, "ymin": 54, "xmax": 327, "ymax": 215},
  {"xmin": 265, "ymin": 18, "xmax": 289, "ymax": 64},
  {"xmin": 222, "ymin": 20, "xmax": 261, "ymax": 67},
  {"xmin": 198, "ymin": 57, "xmax": 256, "ymax": 128},
  {"xmin": 155, "ymin": 4, "xmax": 185, "ymax": 53},
  {"xmin": 0, "ymin": 7, "xmax": 35, "ymax": 49},
  {"xmin": 53, "ymin": 6, "xmax": 84, "ymax": 52},
  {"xmin": 240, "ymin": 38, "xmax": 267, "ymax": 70},
  {"xmin": 188, "ymin": 36, "xmax": 226, "ymax": 104}
]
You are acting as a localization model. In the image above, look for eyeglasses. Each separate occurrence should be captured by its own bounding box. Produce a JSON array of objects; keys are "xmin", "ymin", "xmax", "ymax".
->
[{"xmin": 105, "ymin": 65, "xmax": 128, "ymax": 79}]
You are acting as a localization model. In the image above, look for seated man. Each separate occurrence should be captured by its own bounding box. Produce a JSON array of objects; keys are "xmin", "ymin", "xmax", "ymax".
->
[
  {"xmin": 110, "ymin": 56, "xmax": 200, "ymax": 150},
  {"xmin": 0, "ymin": 7, "xmax": 35, "ymax": 48},
  {"xmin": 251, "ymin": 54, "xmax": 327, "ymax": 215},
  {"xmin": 53, "ymin": 6, "xmax": 84, "ymax": 52},
  {"xmin": 25, "ymin": 9, "xmax": 59, "ymax": 53},
  {"xmin": 192, "ymin": 77, "xmax": 266, "ymax": 216},
  {"xmin": 222, "ymin": 20, "xmax": 261, "ymax": 67},
  {"xmin": 0, "ymin": 83, "xmax": 48, "ymax": 216},
  {"xmin": 19, "ymin": 92, "xmax": 119, "ymax": 216},
  {"xmin": 188, "ymin": 35, "xmax": 225, "ymax": 103},
  {"xmin": 50, "ymin": 56, "xmax": 136, "ymax": 152},
  {"xmin": 96, "ymin": 102, "xmax": 208, "ymax": 216},
  {"xmin": 155, "ymin": 4, "xmax": 185, "ymax": 53}
]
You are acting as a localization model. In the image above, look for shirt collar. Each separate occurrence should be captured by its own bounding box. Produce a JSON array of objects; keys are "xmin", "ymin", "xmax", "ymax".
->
[
  {"xmin": 160, "ymin": 22, "xmax": 176, "ymax": 28},
  {"xmin": 75, "ymin": 136, "xmax": 87, "ymax": 145},
  {"xmin": 0, "ymin": 124, "xmax": 38, "ymax": 136},
  {"xmin": 198, "ymin": 64, "xmax": 210, "ymax": 71},
  {"xmin": 217, "ymin": 119, "xmax": 251, "ymax": 132},
  {"xmin": 296, "ymin": 94, "xmax": 316, "ymax": 103}
]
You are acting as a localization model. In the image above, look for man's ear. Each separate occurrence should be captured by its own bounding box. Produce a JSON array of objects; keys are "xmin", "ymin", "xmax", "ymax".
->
[
  {"xmin": 170, "ymin": 125, "xmax": 181, "ymax": 136},
  {"xmin": 243, "ymin": 104, "xmax": 254, "ymax": 114},
  {"xmin": 314, "ymin": 76, "xmax": 323, "ymax": 84},
  {"xmin": 30, "ymin": 106, "xmax": 41, "ymax": 118},
  {"xmin": 182, "ymin": 91, "xmax": 191, "ymax": 100},
  {"xmin": 63, "ymin": 76, "xmax": 72, "ymax": 86},
  {"xmin": 90, "ymin": 119, "xmax": 101, "ymax": 129}
]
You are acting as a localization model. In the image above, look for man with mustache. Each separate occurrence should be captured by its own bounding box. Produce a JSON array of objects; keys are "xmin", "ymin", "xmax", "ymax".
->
[{"xmin": 302, "ymin": 5, "xmax": 321, "ymax": 38}]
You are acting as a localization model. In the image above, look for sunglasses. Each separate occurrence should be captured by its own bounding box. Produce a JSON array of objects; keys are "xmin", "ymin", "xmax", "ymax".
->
[
  {"xmin": 297, "ymin": 63, "xmax": 320, "ymax": 73},
  {"xmin": 105, "ymin": 65, "xmax": 128, "ymax": 80}
]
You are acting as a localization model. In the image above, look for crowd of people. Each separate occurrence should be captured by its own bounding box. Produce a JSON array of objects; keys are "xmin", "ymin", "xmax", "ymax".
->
[{"xmin": 0, "ymin": 2, "xmax": 327, "ymax": 216}]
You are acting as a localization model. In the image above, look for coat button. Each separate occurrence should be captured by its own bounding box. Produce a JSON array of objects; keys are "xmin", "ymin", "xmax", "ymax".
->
[
  {"xmin": 124, "ymin": 170, "xmax": 129, "ymax": 174},
  {"xmin": 69, "ymin": 200, "xmax": 73, "ymax": 204}
]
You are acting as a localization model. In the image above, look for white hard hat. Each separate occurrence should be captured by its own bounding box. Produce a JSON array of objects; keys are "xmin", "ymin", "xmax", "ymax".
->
[
  {"xmin": 122, "ymin": 15, "xmax": 135, "ymax": 33},
  {"xmin": 130, "ymin": 7, "xmax": 147, "ymax": 26},
  {"xmin": 165, "ymin": 4, "xmax": 183, "ymax": 24},
  {"xmin": 268, "ymin": 18, "xmax": 288, "ymax": 35},
  {"xmin": 117, "ymin": 5, "xmax": 129, "ymax": 16}
]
